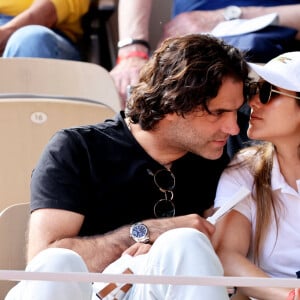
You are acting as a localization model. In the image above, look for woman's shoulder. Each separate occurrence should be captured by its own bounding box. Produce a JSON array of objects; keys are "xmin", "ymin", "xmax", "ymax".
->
[{"xmin": 229, "ymin": 146, "xmax": 258, "ymax": 167}]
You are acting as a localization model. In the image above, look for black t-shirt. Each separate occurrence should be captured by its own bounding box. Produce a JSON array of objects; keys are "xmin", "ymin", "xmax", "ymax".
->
[{"xmin": 31, "ymin": 112, "xmax": 230, "ymax": 236}]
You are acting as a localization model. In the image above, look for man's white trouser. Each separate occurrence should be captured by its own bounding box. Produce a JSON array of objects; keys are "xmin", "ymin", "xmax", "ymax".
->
[{"xmin": 5, "ymin": 228, "xmax": 229, "ymax": 300}]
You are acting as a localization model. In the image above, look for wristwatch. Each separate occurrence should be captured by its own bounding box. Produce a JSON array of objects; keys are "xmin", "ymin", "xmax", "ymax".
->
[
  {"xmin": 130, "ymin": 223, "xmax": 150, "ymax": 243},
  {"xmin": 223, "ymin": 5, "xmax": 242, "ymax": 21}
]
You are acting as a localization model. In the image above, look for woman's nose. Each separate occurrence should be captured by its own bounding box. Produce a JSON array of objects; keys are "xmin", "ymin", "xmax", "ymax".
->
[{"xmin": 248, "ymin": 94, "xmax": 261, "ymax": 108}]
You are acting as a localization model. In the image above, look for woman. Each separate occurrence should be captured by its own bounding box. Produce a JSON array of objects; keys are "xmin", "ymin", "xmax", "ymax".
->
[{"xmin": 213, "ymin": 52, "xmax": 300, "ymax": 300}]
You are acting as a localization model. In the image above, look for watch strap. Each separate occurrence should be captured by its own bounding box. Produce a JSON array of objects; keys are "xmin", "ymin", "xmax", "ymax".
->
[{"xmin": 118, "ymin": 38, "xmax": 150, "ymax": 51}]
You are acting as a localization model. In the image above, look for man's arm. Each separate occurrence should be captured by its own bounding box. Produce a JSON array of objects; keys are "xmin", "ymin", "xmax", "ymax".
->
[
  {"xmin": 162, "ymin": 5, "xmax": 300, "ymax": 40},
  {"xmin": 118, "ymin": 0, "xmax": 151, "ymax": 42},
  {"xmin": 27, "ymin": 208, "xmax": 215, "ymax": 272},
  {"xmin": 27, "ymin": 208, "xmax": 133, "ymax": 272},
  {"xmin": 110, "ymin": 0, "xmax": 152, "ymax": 106},
  {"xmin": 238, "ymin": 5, "xmax": 300, "ymax": 38},
  {"xmin": 5, "ymin": 0, "xmax": 57, "ymax": 28}
]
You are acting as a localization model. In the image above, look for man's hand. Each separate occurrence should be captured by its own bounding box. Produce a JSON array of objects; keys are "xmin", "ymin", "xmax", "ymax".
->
[
  {"xmin": 144, "ymin": 213, "xmax": 216, "ymax": 244},
  {"xmin": 122, "ymin": 242, "xmax": 152, "ymax": 257},
  {"xmin": 122, "ymin": 213, "xmax": 215, "ymax": 257},
  {"xmin": 110, "ymin": 57, "xmax": 148, "ymax": 108},
  {"xmin": 288, "ymin": 288, "xmax": 300, "ymax": 300}
]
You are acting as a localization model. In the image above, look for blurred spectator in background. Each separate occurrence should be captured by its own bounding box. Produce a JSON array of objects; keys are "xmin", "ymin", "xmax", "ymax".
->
[{"xmin": 0, "ymin": 0, "xmax": 90, "ymax": 61}]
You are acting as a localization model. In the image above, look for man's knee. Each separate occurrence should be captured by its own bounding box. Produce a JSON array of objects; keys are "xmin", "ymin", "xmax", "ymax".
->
[
  {"xmin": 153, "ymin": 227, "xmax": 213, "ymax": 254},
  {"xmin": 150, "ymin": 228, "xmax": 224, "ymax": 276},
  {"xmin": 27, "ymin": 248, "xmax": 89, "ymax": 273},
  {"xmin": 5, "ymin": 249, "xmax": 92, "ymax": 300}
]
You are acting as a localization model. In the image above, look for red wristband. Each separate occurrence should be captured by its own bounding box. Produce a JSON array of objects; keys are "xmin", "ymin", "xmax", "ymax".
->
[
  {"xmin": 116, "ymin": 51, "xmax": 149, "ymax": 64},
  {"xmin": 287, "ymin": 289, "xmax": 296, "ymax": 300}
]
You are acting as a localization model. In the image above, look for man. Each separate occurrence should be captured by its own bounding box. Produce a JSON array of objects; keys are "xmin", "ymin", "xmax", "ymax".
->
[
  {"xmin": 6, "ymin": 34, "xmax": 249, "ymax": 299},
  {"xmin": 0, "ymin": 0, "xmax": 89, "ymax": 60}
]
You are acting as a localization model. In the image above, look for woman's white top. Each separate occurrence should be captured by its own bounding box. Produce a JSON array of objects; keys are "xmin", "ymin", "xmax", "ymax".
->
[{"xmin": 214, "ymin": 150, "xmax": 300, "ymax": 278}]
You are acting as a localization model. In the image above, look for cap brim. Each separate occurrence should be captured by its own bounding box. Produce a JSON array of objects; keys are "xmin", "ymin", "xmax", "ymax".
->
[{"xmin": 248, "ymin": 62, "xmax": 300, "ymax": 92}]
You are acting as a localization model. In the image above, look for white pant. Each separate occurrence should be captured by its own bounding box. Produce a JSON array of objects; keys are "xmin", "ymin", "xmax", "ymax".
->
[{"xmin": 5, "ymin": 228, "xmax": 229, "ymax": 300}]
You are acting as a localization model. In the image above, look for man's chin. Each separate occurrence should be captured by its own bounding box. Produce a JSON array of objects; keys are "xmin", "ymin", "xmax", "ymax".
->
[{"xmin": 199, "ymin": 147, "xmax": 225, "ymax": 160}]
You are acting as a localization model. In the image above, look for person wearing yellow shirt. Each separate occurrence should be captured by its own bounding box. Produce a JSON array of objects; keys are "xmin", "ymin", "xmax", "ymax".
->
[{"xmin": 0, "ymin": 0, "xmax": 90, "ymax": 60}]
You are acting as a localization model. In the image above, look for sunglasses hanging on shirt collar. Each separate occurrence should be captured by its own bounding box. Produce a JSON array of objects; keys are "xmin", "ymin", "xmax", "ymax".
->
[{"xmin": 147, "ymin": 168, "xmax": 176, "ymax": 218}]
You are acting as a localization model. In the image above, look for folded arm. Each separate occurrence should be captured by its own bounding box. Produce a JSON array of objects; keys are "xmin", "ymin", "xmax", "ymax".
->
[{"xmin": 27, "ymin": 209, "xmax": 215, "ymax": 273}]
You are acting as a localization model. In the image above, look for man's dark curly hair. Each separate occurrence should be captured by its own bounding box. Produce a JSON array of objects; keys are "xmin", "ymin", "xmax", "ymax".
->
[{"xmin": 125, "ymin": 34, "xmax": 250, "ymax": 130}]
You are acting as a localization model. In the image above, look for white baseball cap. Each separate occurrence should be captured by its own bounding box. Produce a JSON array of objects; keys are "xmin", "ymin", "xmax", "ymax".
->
[{"xmin": 248, "ymin": 51, "xmax": 300, "ymax": 92}]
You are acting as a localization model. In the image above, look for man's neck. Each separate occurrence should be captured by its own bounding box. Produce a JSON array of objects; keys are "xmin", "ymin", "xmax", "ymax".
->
[{"xmin": 126, "ymin": 118, "xmax": 183, "ymax": 168}]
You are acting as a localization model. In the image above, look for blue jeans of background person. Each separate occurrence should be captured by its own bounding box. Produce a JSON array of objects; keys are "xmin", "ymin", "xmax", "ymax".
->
[{"xmin": 0, "ymin": 14, "xmax": 81, "ymax": 60}]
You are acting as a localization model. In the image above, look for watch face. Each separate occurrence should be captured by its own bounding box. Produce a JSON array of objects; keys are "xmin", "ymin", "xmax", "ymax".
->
[
  {"xmin": 130, "ymin": 223, "xmax": 149, "ymax": 243},
  {"xmin": 132, "ymin": 224, "xmax": 147, "ymax": 238},
  {"xmin": 224, "ymin": 5, "xmax": 242, "ymax": 20}
]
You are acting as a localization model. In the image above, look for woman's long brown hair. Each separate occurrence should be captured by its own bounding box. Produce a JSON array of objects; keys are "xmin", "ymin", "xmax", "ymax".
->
[{"xmin": 236, "ymin": 142, "xmax": 279, "ymax": 263}]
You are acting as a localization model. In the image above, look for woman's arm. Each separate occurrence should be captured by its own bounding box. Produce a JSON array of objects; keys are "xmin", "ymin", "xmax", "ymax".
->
[{"xmin": 213, "ymin": 210, "xmax": 291, "ymax": 300}]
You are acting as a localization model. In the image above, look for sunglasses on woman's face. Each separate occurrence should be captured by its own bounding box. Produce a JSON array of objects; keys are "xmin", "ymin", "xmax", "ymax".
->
[{"xmin": 246, "ymin": 81, "xmax": 300, "ymax": 104}]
